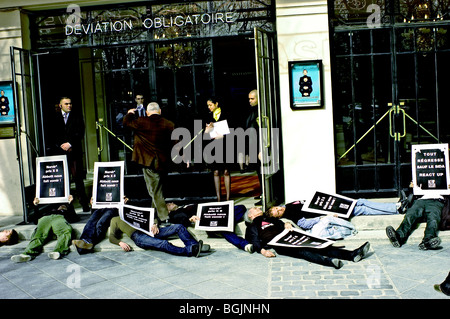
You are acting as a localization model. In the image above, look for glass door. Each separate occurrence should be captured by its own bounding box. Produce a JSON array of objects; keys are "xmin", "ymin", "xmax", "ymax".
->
[{"xmin": 254, "ymin": 27, "xmax": 284, "ymax": 211}]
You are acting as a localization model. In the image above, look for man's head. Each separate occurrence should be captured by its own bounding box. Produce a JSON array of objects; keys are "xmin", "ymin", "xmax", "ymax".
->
[
  {"xmin": 268, "ymin": 206, "xmax": 286, "ymax": 218},
  {"xmin": 248, "ymin": 90, "xmax": 258, "ymax": 107},
  {"xmin": 135, "ymin": 94, "xmax": 144, "ymax": 106},
  {"xmin": 244, "ymin": 206, "xmax": 263, "ymax": 223},
  {"xmin": 167, "ymin": 202, "xmax": 179, "ymax": 212},
  {"xmin": 59, "ymin": 97, "xmax": 72, "ymax": 113},
  {"xmin": 146, "ymin": 102, "xmax": 161, "ymax": 116},
  {"xmin": 0, "ymin": 229, "xmax": 19, "ymax": 246}
]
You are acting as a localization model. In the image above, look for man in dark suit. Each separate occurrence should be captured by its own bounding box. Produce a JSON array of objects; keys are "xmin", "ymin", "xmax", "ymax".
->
[
  {"xmin": 123, "ymin": 102, "xmax": 175, "ymax": 225},
  {"xmin": 48, "ymin": 97, "xmax": 89, "ymax": 212}
]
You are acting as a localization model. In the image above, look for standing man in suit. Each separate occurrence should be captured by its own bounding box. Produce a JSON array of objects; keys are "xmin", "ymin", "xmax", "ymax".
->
[
  {"xmin": 123, "ymin": 102, "xmax": 175, "ymax": 225},
  {"xmin": 49, "ymin": 97, "xmax": 89, "ymax": 212},
  {"xmin": 135, "ymin": 94, "xmax": 146, "ymax": 118}
]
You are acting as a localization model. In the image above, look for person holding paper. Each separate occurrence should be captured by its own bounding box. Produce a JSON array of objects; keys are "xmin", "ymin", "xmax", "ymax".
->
[
  {"xmin": 108, "ymin": 216, "xmax": 204, "ymax": 257},
  {"xmin": 244, "ymin": 207, "xmax": 371, "ymax": 269},
  {"xmin": 204, "ymin": 97, "xmax": 232, "ymax": 202},
  {"xmin": 11, "ymin": 196, "xmax": 79, "ymax": 262},
  {"xmin": 123, "ymin": 102, "xmax": 175, "ymax": 225}
]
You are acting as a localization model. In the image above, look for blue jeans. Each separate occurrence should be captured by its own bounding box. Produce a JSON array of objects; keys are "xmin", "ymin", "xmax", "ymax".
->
[
  {"xmin": 353, "ymin": 199, "xmax": 398, "ymax": 216},
  {"xmin": 78, "ymin": 208, "xmax": 118, "ymax": 253},
  {"xmin": 131, "ymin": 224, "xmax": 198, "ymax": 256},
  {"xmin": 310, "ymin": 216, "xmax": 357, "ymax": 240},
  {"xmin": 219, "ymin": 205, "xmax": 250, "ymax": 250}
]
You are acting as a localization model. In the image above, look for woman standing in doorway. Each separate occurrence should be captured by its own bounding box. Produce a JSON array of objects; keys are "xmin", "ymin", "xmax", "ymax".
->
[{"xmin": 204, "ymin": 97, "xmax": 232, "ymax": 202}]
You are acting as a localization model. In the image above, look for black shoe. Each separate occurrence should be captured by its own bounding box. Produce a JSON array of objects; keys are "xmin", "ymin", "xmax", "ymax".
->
[
  {"xmin": 399, "ymin": 193, "xmax": 413, "ymax": 214},
  {"xmin": 254, "ymin": 200, "xmax": 262, "ymax": 206},
  {"xmin": 352, "ymin": 242, "xmax": 371, "ymax": 262},
  {"xmin": 201, "ymin": 243, "xmax": 211, "ymax": 252},
  {"xmin": 191, "ymin": 240, "xmax": 203, "ymax": 258},
  {"xmin": 82, "ymin": 204, "xmax": 91, "ymax": 212},
  {"xmin": 419, "ymin": 237, "xmax": 441, "ymax": 250},
  {"xmin": 386, "ymin": 226, "xmax": 402, "ymax": 248},
  {"xmin": 254, "ymin": 195, "xmax": 262, "ymax": 200},
  {"xmin": 331, "ymin": 259, "xmax": 344, "ymax": 269}
]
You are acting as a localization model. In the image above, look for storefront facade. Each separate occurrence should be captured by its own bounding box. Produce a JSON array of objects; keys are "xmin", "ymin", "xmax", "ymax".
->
[
  {"xmin": 0, "ymin": 0, "xmax": 336, "ymax": 217},
  {"xmin": 330, "ymin": 0, "xmax": 450, "ymax": 198}
]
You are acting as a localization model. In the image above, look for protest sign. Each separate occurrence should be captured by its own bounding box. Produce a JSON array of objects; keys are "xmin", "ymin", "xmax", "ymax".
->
[
  {"xmin": 268, "ymin": 228, "xmax": 334, "ymax": 249},
  {"xmin": 92, "ymin": 161, "xmax": 124, "ymax": 208},
  {"xmin": 35, "ymin": 155, "xmax": 70, "ymax": 204},
  {"xmin": 195, "ymin": 200, "xmax": 234, "ymax": 232},
  {"xmin": 302, "ymin": 191, "xmax": 356, "ymax": 218},
  {"xmin": 412, "ymin": 143, "xmax": 450, "ymax": 196},
  {"xmin": 120, "ymin": 204, "xmax": 155, "ymax": 237}
]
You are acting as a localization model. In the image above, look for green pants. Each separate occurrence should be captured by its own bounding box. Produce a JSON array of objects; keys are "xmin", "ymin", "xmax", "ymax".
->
[
  {"xmin": 24, "ymin": 215, "xmax": 73, "ymax": 257},
  {"xmin": 142, "ymin": 167, "xmax": 169, "ymax": 221}
]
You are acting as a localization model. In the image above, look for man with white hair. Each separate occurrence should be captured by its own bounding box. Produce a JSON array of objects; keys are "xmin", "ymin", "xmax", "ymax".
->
[{"xmin": 123, "ymin": 102, "xmax": 175, "ymax": 226}]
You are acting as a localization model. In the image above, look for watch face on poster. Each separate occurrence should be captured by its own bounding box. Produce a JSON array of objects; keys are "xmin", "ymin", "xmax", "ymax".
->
[
  {"xmin": 35, "ymin": 155, "xmax": 70, "ymax": 204},
  {"xmin": 289, "ymin": 60, "xmax": 323, "ymax": 109},
  {"xmin": 412, "ymin": 143, "xmax": 450, "ymax": 196}
]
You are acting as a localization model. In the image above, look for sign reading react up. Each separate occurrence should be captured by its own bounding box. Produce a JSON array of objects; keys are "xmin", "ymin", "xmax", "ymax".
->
[
  {"xmin": 412, "ymin": 143, "xmax": 450, "ymax": 196},
  {"xmin": 92, "ymin": 161, "xmax": 124, "ymax": 209},
  {"xmin": 36, "ymin": 155, "xmax": 70, "ymax": 204}
]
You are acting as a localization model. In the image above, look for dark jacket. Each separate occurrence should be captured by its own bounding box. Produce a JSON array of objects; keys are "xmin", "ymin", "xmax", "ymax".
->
[
  {"xmin": 439, "ymin": 196, "xmax": 450, "ymax": 231},
  {"xmin": 48, "ymin": 110, "xmax": 85, "ymax": 162},
  {"xmin": 123, "ymin": 112, "xmax": 175, "ymax": 172},
  {"xmin": 245, "ymin": 215, "xmax": 285, "ymax": 253},
  {"xmin": 282, "ymin": 201, "xmax": 320, "ymax": 224}
]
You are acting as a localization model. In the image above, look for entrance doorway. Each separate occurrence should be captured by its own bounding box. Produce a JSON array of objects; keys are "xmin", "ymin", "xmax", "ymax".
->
[
  {"xmin": 330, "ymin": 13, "xmax": 450, "ymax": 197},
  {"xmin": 35, "ymin": 35, "xmax": 275, "ymax": 203}
]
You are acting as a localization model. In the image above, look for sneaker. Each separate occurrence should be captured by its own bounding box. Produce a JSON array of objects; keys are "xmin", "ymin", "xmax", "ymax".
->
[
  {"xmin": 200, "ymin": 243, "xmax": 211, "ymax": 252},
  {"xmin": 331, "ymin": 259, "xmax": 344, "ymax": 269},
  {"xmin": 244, "ymin": 244, "xmax": 254, "ymax": 254},
  {"xmin": 419, "ymin": 237, "xmax": 441, "ymax": 250},
  {"xmin": 386, "ymin": 226, "xmax": 402, "ymax": 248},
  {"xmin": 191, "ymin": 240, "xmax": 203, "ymax": 258},
  {"xmin": 11, "ymin": 254, "xmax": 31, "ymax": 263},
  {"xmin": 48, "ymin": 252, "xmax": 61, "ymax": 260},
  {"xmin": 72, "ymin": 239, "xmax": 93, "ymax": 250},
  {"xmin": 352, "ymin": 242, "xmax": 371, "ymax": 262}
]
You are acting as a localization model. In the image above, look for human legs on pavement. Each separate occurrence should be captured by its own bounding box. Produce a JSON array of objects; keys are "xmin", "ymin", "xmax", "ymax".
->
[
  {"xmin": 219, "ymin": 205, "xmax": 250, "ymax": 250},
  {"xmin": 353, "ymin": 199, "xmax": 399, "ymax": 216},
  {"xmin": 74, "ymin": 208, "xmax": 119, "ymax": 254}
]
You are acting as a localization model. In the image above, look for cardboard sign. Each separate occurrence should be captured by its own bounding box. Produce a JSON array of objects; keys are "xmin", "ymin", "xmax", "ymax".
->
[
  {"xmin": 120, "ymin": 204, "xmax": 155, "ymax": 237},
  {"xmin": 92, "ymin": 161, "xmax": 124, "ymax": 208},
  {"xmin": 302, "ymin": 191, "xmax": 356, "ymax": 218},
  {"xmin": 412, "ymin": 143, "xmax": 450, "ymax": 196},
  {"xmin": 195, "ymin": 201, "xmax": 234, "ymax": 232},
  {"xmin": 268, "ymin": 228, "xmax": 334, "ymax": 249},
  {"xmin": 35, "ymin": 155, "xmax": 70, "ymax": 204}
]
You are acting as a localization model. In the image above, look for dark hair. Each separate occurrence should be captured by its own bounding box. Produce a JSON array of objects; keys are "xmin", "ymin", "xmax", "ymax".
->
[
  {"xmin": 1, "ymin": 229, "xmax": 19, "ymax": 246},
  {"xmin": 207, "ymin": 96, "xmax": 221, "ymax": 105}
]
